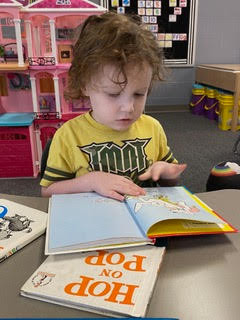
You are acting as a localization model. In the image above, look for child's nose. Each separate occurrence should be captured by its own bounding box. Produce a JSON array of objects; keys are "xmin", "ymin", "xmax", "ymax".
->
[{"xmin": 120, "ymin": 97, "xmax": 134, "ymax": 113}]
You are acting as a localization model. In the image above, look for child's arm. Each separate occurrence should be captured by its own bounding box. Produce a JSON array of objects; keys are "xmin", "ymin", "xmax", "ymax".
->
[
  {"xmin": 138, "ymin": 162, "xmax": 187, "ymax": 186},
  {"xmin": 41, "ymin": 171, "xmax": 145, "ymax": 201}
]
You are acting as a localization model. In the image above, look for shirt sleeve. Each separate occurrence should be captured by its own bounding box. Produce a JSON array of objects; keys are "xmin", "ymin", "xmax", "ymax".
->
[{"xmin": 156, "ymin": 120, "xmax": 178, "ymax": 164}]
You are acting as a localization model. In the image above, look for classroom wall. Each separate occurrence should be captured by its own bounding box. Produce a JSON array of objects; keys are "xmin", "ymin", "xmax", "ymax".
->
[{"xmin": 94, "ymin": 0, "xmax": 240, "ymax": 107}]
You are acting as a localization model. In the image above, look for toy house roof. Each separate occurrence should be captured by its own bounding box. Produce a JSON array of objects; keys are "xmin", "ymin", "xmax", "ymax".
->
[
  {"xmin": 15, "ymin": 0, "xmax": 29, "ymax": 6},
  {"xmin": 0, "ymin": 0, "xmax": 23, "ymax": 6},
  {"xmin": 24, "ymin": 0, "xmax": 106, "ymax": 11}
]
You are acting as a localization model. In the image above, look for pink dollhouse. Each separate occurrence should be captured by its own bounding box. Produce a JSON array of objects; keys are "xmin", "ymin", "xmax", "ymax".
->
[{"xmin": 0, "ymin": 0, "xmax": 106, "ymax": 178}]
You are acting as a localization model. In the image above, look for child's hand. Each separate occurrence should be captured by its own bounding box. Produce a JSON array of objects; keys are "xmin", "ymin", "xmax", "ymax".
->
[
  {"xmin": 138, "ymin": 162, "xmax": 186, "ymax": 185},
  {"xmin": 88, "ymin": 172, "xmax": 145, "ymax": 201}
]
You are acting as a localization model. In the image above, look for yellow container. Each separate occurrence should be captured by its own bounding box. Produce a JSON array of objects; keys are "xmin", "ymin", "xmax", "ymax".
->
[
  {"xmin": 192, "ymin": 88, "xmax": 205, "ymax": 95},
  {"xmin": 205, "ymin": 87, "xmax": 215, "ymax": 98},
  {"xmin": 218, "ymin": 93, "xmax": 240, "ymax": 130},
  {"xmin": 214, "ymin": 89, "xmax": 220, "ymax": 101}
]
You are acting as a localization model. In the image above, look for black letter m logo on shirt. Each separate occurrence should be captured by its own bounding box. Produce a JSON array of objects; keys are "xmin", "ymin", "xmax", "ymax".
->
[{"xmin": 79, "ymin": 138, "xmax": 150, "ymax": 175}]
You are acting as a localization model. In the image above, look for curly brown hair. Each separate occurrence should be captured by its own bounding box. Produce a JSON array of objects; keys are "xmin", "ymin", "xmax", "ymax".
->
[{"xmin": 64, "ymin": 11, "xmax": 165, "ymax": 101}]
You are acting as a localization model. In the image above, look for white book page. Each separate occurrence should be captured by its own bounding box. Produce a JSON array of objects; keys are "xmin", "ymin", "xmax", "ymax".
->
[{"xmin": 48, "ymin": 193, "xmax": 146, "ymax": 250}]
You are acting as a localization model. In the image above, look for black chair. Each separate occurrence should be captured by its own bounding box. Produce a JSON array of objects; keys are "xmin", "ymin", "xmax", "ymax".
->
[
  {"xmin": 40, "ymin": 139, "xmax": 52, "ymax": 179},
  {"xmin": 233, "ymin": 135, "xmax": 240, "ymax": 156}
]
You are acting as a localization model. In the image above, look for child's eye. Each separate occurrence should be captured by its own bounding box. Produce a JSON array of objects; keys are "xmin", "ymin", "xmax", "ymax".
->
[
  {"xmin": 109, "ymin": 93, "xmax": 120, "ymax": 97},
  {"xmin": 105, "ymin": 92, "xmax": 120, "ymax": 98},
  {"xmin": 106, "ymin": 93, "xmax": 120, "ymax": 97},
  {"xmin": 134, "ymin": 93, "xmax": 145, "ymax": 97}
]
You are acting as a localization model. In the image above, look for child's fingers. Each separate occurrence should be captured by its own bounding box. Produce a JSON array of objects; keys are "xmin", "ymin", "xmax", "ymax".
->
[
  {"xmin": 109, "ymin": 178, "xmax": 145, "ymax": 198},
  {"xmin": 138, "ymin": 170, "xmax": 151, "ymax": 181},
  {"xmin": 175, "ymin": 163, "xmax": 187, "ymax": 175},
  {"xmin": 106, "ymin": 191, "xmax": 125, "ymax": 202},
  {"xmin": 139, "ymin": 163, "xmax": 187, "ymax": 181},
  {"xmin": 161, "ymin": 163, "xmax": 187, "ymax": 179}
]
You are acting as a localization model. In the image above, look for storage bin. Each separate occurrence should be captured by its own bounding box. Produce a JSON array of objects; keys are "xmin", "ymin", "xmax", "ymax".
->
[
  {"xmin": 204, "ymin": 87, "xmax": 219, "ymax": 121},
  {"xmin": 189, "ymin": 84, "xmax": 206, "ymax": 115},
  {"xmin": 217, "ymin": 93, "xmax": 240, "ymax": 131}
]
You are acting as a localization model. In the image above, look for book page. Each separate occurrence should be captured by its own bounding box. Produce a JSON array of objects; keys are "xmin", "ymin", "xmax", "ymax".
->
[
  {"xmin": 125, "ymin": 186, "xmax": 226, "ymax": 235},
  {"xmin": 48, "ymin": 193, "xmax": 147, "ymax": 252}
]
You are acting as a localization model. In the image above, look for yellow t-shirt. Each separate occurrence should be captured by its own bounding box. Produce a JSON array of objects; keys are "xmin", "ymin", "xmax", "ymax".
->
[{"xmin": 40, "ymin": 112, "xmax": 177, "ymax": 188}]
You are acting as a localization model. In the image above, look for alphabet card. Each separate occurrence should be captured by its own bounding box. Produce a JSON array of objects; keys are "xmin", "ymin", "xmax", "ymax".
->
[{"xmin": 20, "ymin": 246, "xmax": 165, "ymax": 317}]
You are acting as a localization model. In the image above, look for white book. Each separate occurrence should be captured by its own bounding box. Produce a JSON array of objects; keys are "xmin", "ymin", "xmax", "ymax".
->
[
  {"xmin": 21, "ymin": 246, "xmax": 165, "ymax": 318},
  {"xmin": 0, "ymin": 199, "xmax": 47, "ymax": 262}
]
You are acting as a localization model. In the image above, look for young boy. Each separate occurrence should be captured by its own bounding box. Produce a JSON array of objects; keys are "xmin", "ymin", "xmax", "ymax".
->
[{"xmin": 40, "ymin": 12, "xmax": 186, "ymax": 201}]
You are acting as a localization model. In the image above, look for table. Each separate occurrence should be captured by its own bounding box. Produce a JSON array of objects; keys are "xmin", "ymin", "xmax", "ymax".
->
[
  {"xmin": 1, "ymin": 190, "xmax": 240, "ymax": 320},
  {"xmin": 195, "ymin": 64, "xmax": 240, "ymax": 131}
]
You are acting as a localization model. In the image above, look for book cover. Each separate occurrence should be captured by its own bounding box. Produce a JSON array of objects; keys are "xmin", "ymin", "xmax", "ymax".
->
[
  {"xmin": 0, "ymin": 199, "xmax": 47, "ymax": 262},
  {"xmin": 20, "ymin": 246, "xmax": 165, "ymax": 318},
  {"xmin": 45, "ymin": 186, "xmax": 237, "ymax": 255}
]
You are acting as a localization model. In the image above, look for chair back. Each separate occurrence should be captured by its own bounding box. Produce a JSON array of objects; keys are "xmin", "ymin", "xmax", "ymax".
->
[{"xmin": 40, "ymin": 139, "xmax": 52, "ymax": 179}]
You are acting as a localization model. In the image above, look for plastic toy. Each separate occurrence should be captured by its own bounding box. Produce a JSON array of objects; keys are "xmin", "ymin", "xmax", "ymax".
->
[
  {"xmin": 206, "ymin": 161, "xmax": 240, "ymax": 191},
  {"xmin": 0, "ymin": 0, "xmax": 106, "ymax": 178}
]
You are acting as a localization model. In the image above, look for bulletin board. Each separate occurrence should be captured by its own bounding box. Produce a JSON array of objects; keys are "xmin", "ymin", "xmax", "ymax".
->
[{"xmin": 101, "ymin": 0, "xmax": 198, "ymax": 66}]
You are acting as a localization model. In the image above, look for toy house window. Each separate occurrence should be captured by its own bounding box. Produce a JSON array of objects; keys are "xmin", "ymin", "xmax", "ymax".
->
[
  {"xmin": 56, "ymin": 28, "xmax": 74, "ymax": 40},
  {"xmin": 0, "ymin": 75, "xmax": 8, "ymax": 96},
  {"xmin": 2, "ymin": 26, "xmax": 16, "ymax": 39},
  {"xmin": 56, "ymin": 0, "xmax": 71, "ymax": 4},
  {"xmin": 42, "ymin": 23, "xmax": 51, "ymax": 53},
  {"xmin": 39, "ymin": 78, "xmax": 54, "ymax": 93},
  {"xmin": 8, "ymin": 73, "xmax": 31, "ymax": 90},
  {"xmin": 61, "ymin": 50, "xmax": 70, "ymax": 59},
  {"xmin": 1, "ymin": 25, "xmax": 24, "ymax": 39},
  {"xmin": 1, "ymin": 18, "xmax": 25, "ymax": 39},
  {"xmin": 58, "ymin": 45, "xmax": 73, "ymax": 63}
]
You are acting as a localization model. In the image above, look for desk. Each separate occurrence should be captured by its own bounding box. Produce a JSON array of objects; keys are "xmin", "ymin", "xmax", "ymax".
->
[
  {"xmin": 1, "ymin": 190, "xmax": 240, "ymax": 320},
  {"xmin": 195, "ymin": 64, "xmax": 240, "ymax": 132}
]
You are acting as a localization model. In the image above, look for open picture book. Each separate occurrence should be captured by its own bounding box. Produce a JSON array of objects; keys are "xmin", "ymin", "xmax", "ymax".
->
[
  {"xmin": 45, "ymin": 186, "xmax": 237, "ymax": 255},
  {"xmin": 0, "ymin": 199, "xmax": 47, "ymax": 262},
  {"xmin": 21, "ymin": 246, "xmax": 165, "ymax": 318}
]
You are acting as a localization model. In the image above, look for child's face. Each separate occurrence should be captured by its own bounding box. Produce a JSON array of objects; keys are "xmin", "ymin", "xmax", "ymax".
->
[{"xmin": 84, "ymin": 63, "xmax": 152, "ymax": 131}]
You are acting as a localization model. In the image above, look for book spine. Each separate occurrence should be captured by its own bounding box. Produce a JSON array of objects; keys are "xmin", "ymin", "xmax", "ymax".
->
[
  {"xmin": 0, "ymin": 227, "xmax": 46, "ymax": 263},
  {"xmin": 124, "ymin": 200, "xmax": 148, "ymax": 239}
]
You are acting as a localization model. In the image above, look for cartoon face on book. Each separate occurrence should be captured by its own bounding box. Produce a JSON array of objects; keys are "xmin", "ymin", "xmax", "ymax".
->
[{"xmin": 32, "ymin": 271, "xmax": 55, "ymax": 288}]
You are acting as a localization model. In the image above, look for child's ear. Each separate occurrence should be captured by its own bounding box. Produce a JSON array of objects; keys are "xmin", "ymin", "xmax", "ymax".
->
[{"xmin": 82, "ymin": 86, "xmax": 89, "ymax": 97}]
